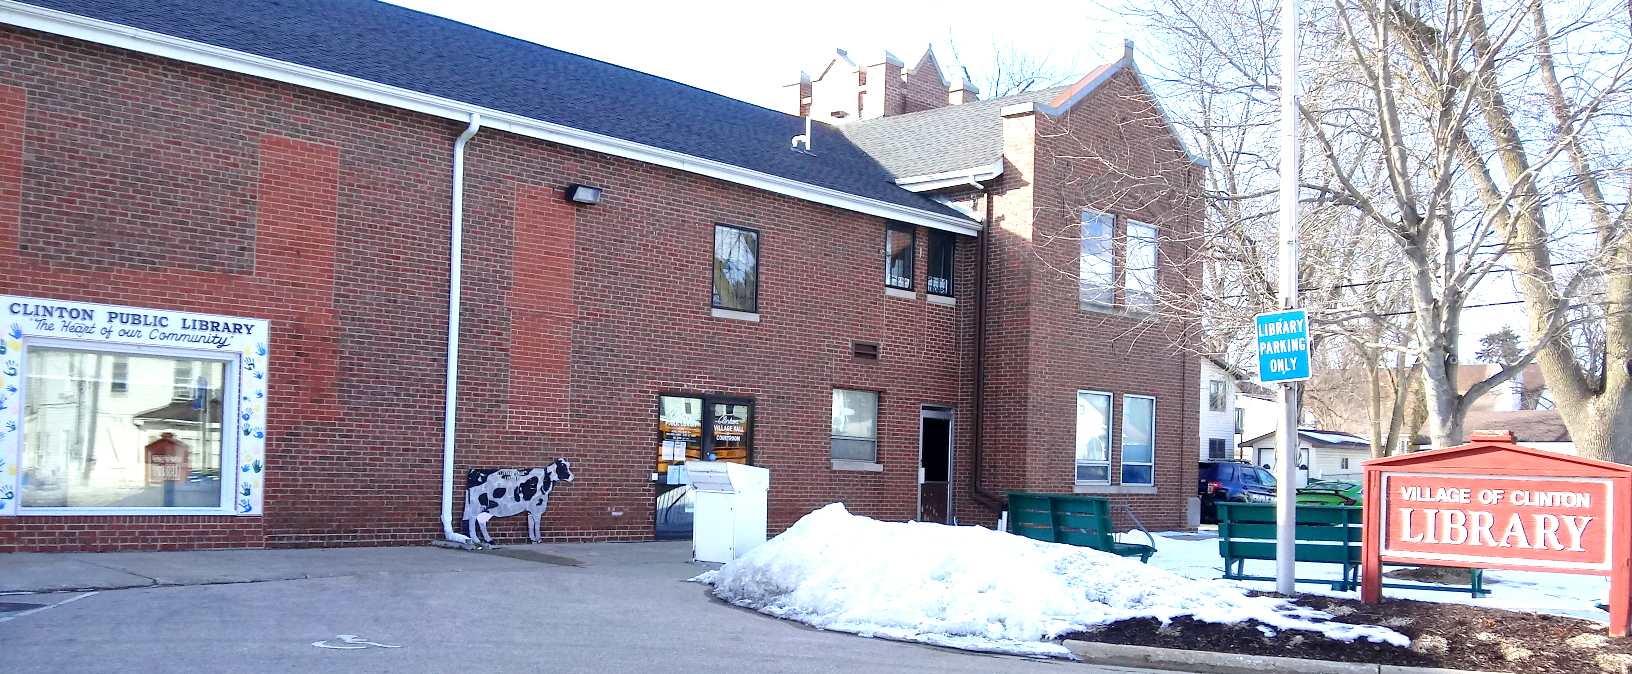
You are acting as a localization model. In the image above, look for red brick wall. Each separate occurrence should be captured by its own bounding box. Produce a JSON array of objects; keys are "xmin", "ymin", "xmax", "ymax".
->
[
  {"xmin": 0, "ymin": 24, "xmax": 1198, "ymax": 551},
  {"xmin": 949, "ymin": 71, "xmax": 1204, "ymax": 530},
  {"xmin": 453, "ymin": 131, "xmax": 977, "ymax": 542},
  {"xmin": 0, "ymin": 26, "xmax": 982, "ymax": 550},
  {"xmin": 0, "ymin": 27, "xmax": 454, "ymax": 551}
]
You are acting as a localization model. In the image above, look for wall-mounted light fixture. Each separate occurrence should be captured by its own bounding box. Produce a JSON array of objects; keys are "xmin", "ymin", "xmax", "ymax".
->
[{"xmin": 565, "ymin": 184, "xmax": 603, "ymax": 205}]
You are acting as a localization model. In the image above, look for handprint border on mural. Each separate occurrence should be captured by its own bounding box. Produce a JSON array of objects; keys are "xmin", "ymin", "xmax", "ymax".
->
[{"xmin": 0, "ymin": 296, "xmax": 269, "ymax": 517}]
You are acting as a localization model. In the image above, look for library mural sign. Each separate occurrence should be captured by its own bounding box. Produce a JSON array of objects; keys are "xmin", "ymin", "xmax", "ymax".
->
[{"xmin": 1361, "ymin": 431, "xmax": 1632, "ymax": 636}]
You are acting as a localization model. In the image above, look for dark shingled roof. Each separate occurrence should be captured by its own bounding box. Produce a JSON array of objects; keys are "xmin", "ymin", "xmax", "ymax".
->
[
  {"xmin": 17, "ymin": 0, "xmax": 966, "ymax": 221},
  {"xmin": 836, "ymin": 87, "xmax": 1066, "ymax": 180}
]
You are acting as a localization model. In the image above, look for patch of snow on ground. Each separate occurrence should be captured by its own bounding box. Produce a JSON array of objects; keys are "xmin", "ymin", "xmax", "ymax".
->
[
  {"xmin": 1137, "ymin": 528, "xmax": 1611, "ymax": 622},
  {"xmin": 692, "ymin": 504, "xmax": 1407, "ymax": 657}
]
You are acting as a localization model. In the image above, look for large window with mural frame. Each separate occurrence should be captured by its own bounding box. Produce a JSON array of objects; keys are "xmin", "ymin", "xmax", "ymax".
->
[
  {"xmin": 17, "ymin": 339, "xmax": 242, "ymax": 515},
  {"xmin": 0, "ymin": 295, "xmax": 270, "ymax": 518}
]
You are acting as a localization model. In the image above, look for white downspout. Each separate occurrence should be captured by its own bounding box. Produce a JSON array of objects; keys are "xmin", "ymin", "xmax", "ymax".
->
[{"xmin": 441, "ymin": 113, "xmax": 481, "ymax": 544}]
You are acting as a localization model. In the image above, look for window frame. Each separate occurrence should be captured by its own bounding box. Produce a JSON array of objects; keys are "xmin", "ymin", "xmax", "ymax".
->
[
  {"xmin": 16, "ymin": 337, "xmax": 242, "ymax": 516},
  {"xmin": 711, "ymin": 223, "xmax": 761, "ymax": 314},
  {"xmin": 1119, "ymin": 394, "xmax": 1156, "ymax": 486},
  {"xmin": 1074, "ymin": 390, "xmax": 1113, "ymax": 485},
  {"xmin": 1124, "ymin": 220, "xmax": 1158, "ymax": 312},
  {"xmin": 1207, "ymin": 437, "xmax": 1230, "ymax": 460},
  {"xmin": 1078, "ymin": 210, "xmax": 1116, "ymax": 307},
  {"xmin": 1208, "ymin": 379, "xmax": 1227, "ymax": 412},
  {"xmin": 110, "ymin": 356, "xmax": 129, "ymax": 394},
  {"xmin": 830, "ymin": 388, "xmax": 881, "ymax": 464},
  {"xmin": 925, "ymin": 229, "xmax": 955, "ymax": 297},
  {"xmin": 884, "ymin": 223, "xmax": 916, "ymax": 291}
]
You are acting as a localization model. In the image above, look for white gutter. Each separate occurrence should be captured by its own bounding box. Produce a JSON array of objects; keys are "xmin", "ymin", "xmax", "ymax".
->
[
  {"xmin": 440, "ymin": 114, "xmax": 481, "ymax": 546},
  {"xmin": 0, "ymin": 1, "xmax": 981, "ymax": 235},
  {"xmin": 893, "ymin": 158, "xmax": 1005, "ymax": 193}
]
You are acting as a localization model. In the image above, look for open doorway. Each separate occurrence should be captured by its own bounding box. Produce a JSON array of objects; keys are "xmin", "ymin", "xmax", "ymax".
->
[{"xmin": 919, "ymin": 405, "xmax": 953, "ymax": 524}]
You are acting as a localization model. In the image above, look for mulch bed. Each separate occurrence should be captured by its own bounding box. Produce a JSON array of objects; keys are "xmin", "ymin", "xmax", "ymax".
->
[{"xmin": 1060, "ymin": 593, "xmax": 1631, "ymax": 674}]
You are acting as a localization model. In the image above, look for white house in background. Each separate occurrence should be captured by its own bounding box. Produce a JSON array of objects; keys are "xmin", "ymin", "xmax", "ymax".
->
[
  {"xmin": 1200, "ymin": 358, "xmax": 1241, "ymax": 460},
  {"xmin": 1233, "ymin": 384, "xmax": 1318, "ymax": 456},
  {"xmin": 1240, "ymin": 428, "xmax": 1372, "ymax": 486}
]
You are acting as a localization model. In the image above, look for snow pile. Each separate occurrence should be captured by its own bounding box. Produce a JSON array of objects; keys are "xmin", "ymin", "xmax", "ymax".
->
[{"xmin": 693, "ymin": 503, "xmax": 1407, "ymax": 656}]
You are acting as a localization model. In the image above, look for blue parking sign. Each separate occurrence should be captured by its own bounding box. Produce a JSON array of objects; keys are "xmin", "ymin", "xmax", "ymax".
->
[{"xmin": 1256, "ymin": 309, "xmax": 1310, "ymax": 383}]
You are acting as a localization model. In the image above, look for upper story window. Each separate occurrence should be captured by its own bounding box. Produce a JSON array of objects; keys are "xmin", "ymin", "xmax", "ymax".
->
[
  {"xmin": 110, "ymin": 357, "xmax": 129, "ymax": 394},
  {"xmin": 1121, "ymin": 395, "xmax": 1156, "ymax": 485},
  {"xmin": 172, "ymin": 360, "xmax": 196, "ymax": 401},
  {"xmin": 1125, "ymin": 221, "xmax": 1158, "ymax": 312},
  {"xmin": 926, "ymin": 230, "xmax": 954, "ymax": 297},
  {"xmin": 831, "ymin": 388, "xmax": 879, "ymax": 463},
  {"xmin": 1208, "ymin": 379, "xmax": 1227, "ymax": 412},
  {"xmin": 1079, "ymin": 211, "xmax": 1115, "ymax": 306},
  {"xmin": 1075, "ymin": 391, "xmax": 1112, "ymax": 484},
  {"xmin": 713, "ymin": 224, "xmax": 760, "ymax": 313},
  {"xmin": 885, "ymin": 223, "xmax": 915, "ymax": 290}
]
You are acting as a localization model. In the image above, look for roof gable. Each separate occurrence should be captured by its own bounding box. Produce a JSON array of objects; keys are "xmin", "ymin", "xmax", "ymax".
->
[{"xmin": 837, "ymin": 86, "xmax": 1063, "ymax": 181}]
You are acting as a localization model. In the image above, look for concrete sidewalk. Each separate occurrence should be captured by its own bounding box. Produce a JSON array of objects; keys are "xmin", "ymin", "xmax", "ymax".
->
[
  {"xmin": 0, "ymin": 542, "xmax": 1128, "ymax": 674},
  {"xmin": 0, "ymin": 543, "xmax": 573, "ymax": 593}
]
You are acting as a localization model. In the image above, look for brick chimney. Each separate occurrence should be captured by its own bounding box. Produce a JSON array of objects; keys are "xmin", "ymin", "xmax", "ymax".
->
[
  {"xmin": 948, "ymin": 76, "xmax": 980, "ymax": 105},
  {"xmin": 859, "ymin": 51, "xmax": 905, "ymax": 119},
  {"xmin": 793, "ymin": 47, "xmax": 963, "ymax": 122}
]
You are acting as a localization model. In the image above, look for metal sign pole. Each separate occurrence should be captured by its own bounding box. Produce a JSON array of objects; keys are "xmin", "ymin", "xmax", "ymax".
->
[{"xmin": 1275, "ymin": 0, "xmax": 1302, "ymax": 596}]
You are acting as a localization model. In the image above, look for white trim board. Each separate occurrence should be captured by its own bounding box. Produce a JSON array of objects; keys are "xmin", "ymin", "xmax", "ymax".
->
[{"xmin": 0, "ymin": 1, "xmax": 982, "ymax": 236}]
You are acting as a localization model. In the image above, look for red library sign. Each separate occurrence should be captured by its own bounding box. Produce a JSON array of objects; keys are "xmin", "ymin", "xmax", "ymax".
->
[{"xmin": 1362, "ymin": 431, "xmax": 1632, "ymax": 636}]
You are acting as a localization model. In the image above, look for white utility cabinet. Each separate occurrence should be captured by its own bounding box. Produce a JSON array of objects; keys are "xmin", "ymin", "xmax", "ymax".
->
[{"xmin": 686, "ymin": 461, "xmax": 769, "ymax": 563}]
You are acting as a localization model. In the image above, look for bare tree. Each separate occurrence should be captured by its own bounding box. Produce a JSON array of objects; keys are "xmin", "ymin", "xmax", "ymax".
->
[
  {"xmin": 1117, "ymin": 0, "xmax": 1631, "ymax": 456},
  {"xmin": 945, "ymin": 33, "xmax": 1084, "ymax": 98}
]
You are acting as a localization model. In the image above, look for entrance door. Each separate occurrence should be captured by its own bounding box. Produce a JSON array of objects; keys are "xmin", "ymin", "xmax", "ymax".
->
[
  {"xmin": 919, "ymin": 406, "xmax": 953, "ymax": 523},
  {"xmin": 654, "ymin": 395, "xmax": 754, "ymax": 540}
]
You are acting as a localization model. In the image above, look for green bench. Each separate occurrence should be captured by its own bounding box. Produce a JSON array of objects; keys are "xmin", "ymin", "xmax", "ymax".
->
[
  {"xmin": 1006, "ymin": 492, "xmax": 1156, "ymax": 562},
  {"xmin": 1217, "ymin": 503, "xmax": 1486, "ymax": 597}
]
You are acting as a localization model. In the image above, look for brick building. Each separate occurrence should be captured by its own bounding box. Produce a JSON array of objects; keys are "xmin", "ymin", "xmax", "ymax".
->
[{"xmin": 0, "ymin": 0, "xmax": 1202, "ymax": 552}]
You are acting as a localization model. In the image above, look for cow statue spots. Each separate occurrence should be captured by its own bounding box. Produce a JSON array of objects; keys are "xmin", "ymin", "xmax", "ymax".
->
[{"xmin": 461, "ymin": 459, "xmax": 574, "ymax": 547}]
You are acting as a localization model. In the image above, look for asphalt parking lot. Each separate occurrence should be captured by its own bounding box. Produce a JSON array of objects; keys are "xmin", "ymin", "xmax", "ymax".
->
[{"xmin": 0, "ymin": 542, "xmax": 1142, "ymax": 674}]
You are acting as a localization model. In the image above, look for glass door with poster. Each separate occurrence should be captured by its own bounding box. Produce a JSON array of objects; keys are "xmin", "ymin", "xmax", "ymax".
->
[{"xmin": 654, "ymin": 395, "xmax": 754, "ymax": 539}]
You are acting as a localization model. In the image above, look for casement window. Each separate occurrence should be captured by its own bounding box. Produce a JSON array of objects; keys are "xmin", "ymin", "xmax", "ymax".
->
[
  {"xmin": 1125, "ymin": 221, "xmax": 1158, "ymax": 312},
  {"xmin": 1208, "ymin": 438, "xmax": 1231, "ymax": 460},
  {"xmin": 1074, "ymin": 391, "xmax": 1112, "ymax": 483},
  {"xmin": 831, "ymin": 389, "xmax": 879, "ymax": 463},
  {"xmin": 1121, "ymin": 395, "xmax": 1156, "ymax": 485},
  {"xmin": 885, "ymin": 223, "xmax": 915, "ymax": 290},
  {"xmin": 1079, "ymin": 210, "xmax": 1115, "ymax": 306},
  {"xmin": 1235, "ymin": 407, "xmax": 1245, "ymax": 434},
  {"xmin": 712, "ymin": 224, "xmax": 760, "ymax": 313},
  {"xmin": 926, "ymin": 230, "xmax": 955, "ymax": 297},
  {"xmin": 1208, "ymin": 379, "xmax": 1226, "ymax": 412}
]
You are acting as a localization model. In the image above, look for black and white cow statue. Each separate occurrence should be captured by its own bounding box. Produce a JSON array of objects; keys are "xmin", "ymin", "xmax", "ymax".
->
[{"xmin": 461, "ymin": 459, "xmax": 574, "ymax": 547}]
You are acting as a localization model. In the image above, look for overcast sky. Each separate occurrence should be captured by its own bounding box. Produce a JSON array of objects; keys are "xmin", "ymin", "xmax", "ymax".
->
[{"xmin": 384, "ymin": 0, "xmax": 1131, "ymax": 111}]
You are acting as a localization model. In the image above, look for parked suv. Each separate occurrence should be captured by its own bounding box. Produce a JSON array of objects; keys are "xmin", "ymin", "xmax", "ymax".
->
[{"xmin": 1198, "ymin": 461, "xmax": 1278, "ymax": 523}]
